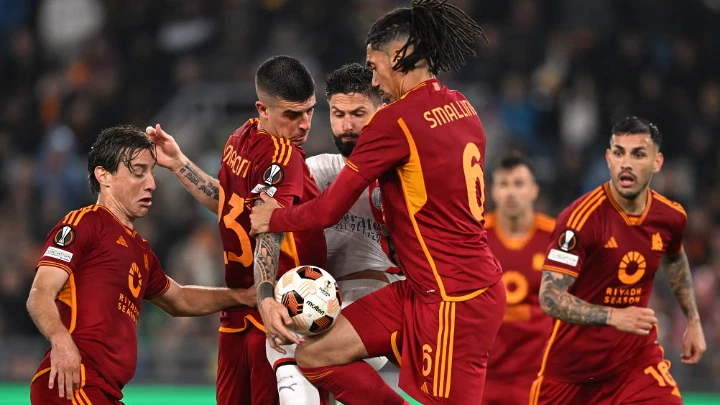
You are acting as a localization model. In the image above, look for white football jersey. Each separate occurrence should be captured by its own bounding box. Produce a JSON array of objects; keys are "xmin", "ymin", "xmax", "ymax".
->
[{"xmin": 305, "ymin": 153, "xmax": 396, "ymax": 279}]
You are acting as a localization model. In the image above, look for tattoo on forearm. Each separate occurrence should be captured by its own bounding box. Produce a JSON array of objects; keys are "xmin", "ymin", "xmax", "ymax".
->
[
  {"xmin": 179, "ymin": 163, "xmax": 220, "ymax": 201},
  {"xmin": 253, "ymin": 199, "xmax": 285, "ymax": 303},
  {"xmin": 662, "ymin": 252, "xmax": 700, "ymax": 322},
  {"xmin": 539, "ymin": 271, "xmax": 610, "ymax": 326}
]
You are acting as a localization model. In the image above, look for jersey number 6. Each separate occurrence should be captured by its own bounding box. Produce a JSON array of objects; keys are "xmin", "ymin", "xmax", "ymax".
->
[
  {"xmin": 218, "ymin": 185, "xmax": 253, "ymax": 266},
  {"xmin": 463, "ymin": 142, "xmax": 485, "ymax": 221}
]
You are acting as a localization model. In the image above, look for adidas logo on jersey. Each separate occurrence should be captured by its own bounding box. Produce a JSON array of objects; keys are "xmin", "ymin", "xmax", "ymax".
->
[
  {"xmin": 117, "ymin": 236, "xmax": 128, "ymax": 247},
  {"xmin": 604, "ymin": 237, "xmax": 618, "ymax": 248}
]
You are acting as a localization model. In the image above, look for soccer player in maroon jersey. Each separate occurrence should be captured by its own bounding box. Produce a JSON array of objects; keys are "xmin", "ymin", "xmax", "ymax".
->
[
  {"xmin": 482, "ymin": 153, "xmax": 554, "ymax": 405},
  {"xmin": 249, "ymin": 2, "xmax": 504, "ymax": 404},
  {"xmin": 147, "ymin": 56, "xmax": 327, "ymax": 405},
  {"xmin": 27, "ymin": 126, "xmax": 256, "ymax": 405},
  {"xmin": 531, "ymin": 117, "xmax": 707, "ymax": 405}
]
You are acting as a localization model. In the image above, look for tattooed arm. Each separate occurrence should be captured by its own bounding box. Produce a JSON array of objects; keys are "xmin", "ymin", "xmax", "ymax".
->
[
  {"xmin": 661, "ymin": 249, "xmax": 700, "ymax": 322},
  {"xmin": 146, "ymin": 124, "xmax": 220, "ymax": 214},
  {"xmin": 253, "ymin": 199, "xmax": 302, "ymax": 352},
  {"xmin": 539, "ymin": 270, "xmax": 610, "ymax": 326},
  {"xmin": 662, "ymin": 249, "xmax": 706, "ymax": 363},
  {"xmin": 174, "ymin": 161, "xmax": 220, "ymax": 214},
  {"xmin": 539, "ymin": 270, "xmax": 658, "ymax": 335}
]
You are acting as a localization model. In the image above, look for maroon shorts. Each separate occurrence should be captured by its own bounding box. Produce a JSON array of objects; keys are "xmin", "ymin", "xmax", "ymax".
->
[
  {"xmin": 530, "ymin": 358, "xmax": 683, "ymax": 405},
  {"xmin": 481, "ymin": 374, "xmax": 536, "ymax": 405},
  {"xmin": 30, "ymin": 366, "xmax": 123, "ymax": 405},
  {"xmin": 343, "ymin": 279, "xmax": 505, "ymax": 405},
  {"xmin": 216, "ymin": 326, "xmax": 278, "ymax": 405}
]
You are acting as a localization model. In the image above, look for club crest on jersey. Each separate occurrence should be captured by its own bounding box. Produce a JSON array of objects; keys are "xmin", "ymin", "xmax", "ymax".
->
[
  {"xmin": 53, "ymin": 225, "xmax": 76, "ymax": 247},
  {"xmin": 262, "ymin": 164, "xmax": 284, "ymax": 186},
  {"xmin": 557, "ymin": 229, "xmax": 578, "ymax": 252}
]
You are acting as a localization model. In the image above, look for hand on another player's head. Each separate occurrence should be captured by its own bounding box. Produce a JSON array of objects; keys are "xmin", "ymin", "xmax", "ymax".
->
[
  {"xmin": 145, "ymin": 124, "xmax": 186, "ymax": 172},
  {"xmin": 249, "ymin": 193, "xmax": 281, "ymax": 236},
  {"xmin": 608, "ymin": 306, "xmax": 658, "ymax": 335},
  {"xmin": 682, "ymin": 321, "xmax": 706, "ymax": 364}
]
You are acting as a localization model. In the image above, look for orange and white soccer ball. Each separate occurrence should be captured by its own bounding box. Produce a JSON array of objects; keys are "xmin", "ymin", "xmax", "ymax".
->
[{"xmin": 275, "ymin": 266, "xmax": 342, "ymax": 336}]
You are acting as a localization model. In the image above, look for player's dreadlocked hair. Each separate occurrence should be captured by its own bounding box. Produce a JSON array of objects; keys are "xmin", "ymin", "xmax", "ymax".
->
[
  {"xmin": 611, "ymin": 116, "xmax": 663, "ymax": 149},
  {"xmin": 366, "ymin": 0, "xmax": 487, "ymax": 75}
]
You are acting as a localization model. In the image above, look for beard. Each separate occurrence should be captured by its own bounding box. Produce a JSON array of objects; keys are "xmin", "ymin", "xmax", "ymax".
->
[{"xmin": 333, "ymin": 132, "xmax": 359, "ymax": 157}]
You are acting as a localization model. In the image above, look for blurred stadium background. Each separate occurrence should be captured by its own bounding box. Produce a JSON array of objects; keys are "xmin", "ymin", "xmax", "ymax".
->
[{"xmin": 1, "ymin": 0, "xmax": 719, "ymax": 403}]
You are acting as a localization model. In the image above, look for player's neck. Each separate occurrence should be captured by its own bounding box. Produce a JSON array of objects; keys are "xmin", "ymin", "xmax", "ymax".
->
[
  {"xmin": 400, "ymin": 70, "xmax": 434, "ymax": 96},
  {"xmin": 608, "ymin": 182, "xmax": 648, "ymax": 215},
  {"xmin": 498, "ymin": 210, "xmax": 534, "ymax": 238},
  {"xmin": 97, "ymin": 196, "xmax": 135, "ymax": 229}
]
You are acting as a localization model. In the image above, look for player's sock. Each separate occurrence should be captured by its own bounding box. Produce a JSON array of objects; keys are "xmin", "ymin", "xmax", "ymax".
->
[
  {"xmin": 276, "ymin": 361, "xmax": 322, "ymax": 405},
  {"xmin": 300, "ymin": 362, "xmax": 407, "ymax": 405}
]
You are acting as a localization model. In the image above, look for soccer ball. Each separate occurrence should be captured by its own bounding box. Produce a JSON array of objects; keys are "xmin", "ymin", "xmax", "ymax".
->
[{"xmin": 275, "ymin": 266, "xmax": 342, "ymax": 336}]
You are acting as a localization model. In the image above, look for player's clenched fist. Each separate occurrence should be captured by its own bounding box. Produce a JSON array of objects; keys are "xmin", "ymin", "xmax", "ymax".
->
[{"xmin": 608, "ymin": 306, "xmax": 658, "ymax": 335}]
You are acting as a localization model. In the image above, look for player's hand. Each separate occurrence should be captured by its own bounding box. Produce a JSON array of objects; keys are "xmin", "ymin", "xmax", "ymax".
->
[
  {"xmin": 146, "ymin": 124, "xmax": 186, "ymax": 172},
  {"xmin": 48, "ymin": 332, "xmax": 81, "ymax": 399},
  {"xmin": 681, "ymin": 320, "xmax": 706, "ymax": 364},
  {"xmin": 607, "ymin": 306, "xmax": 657, "ymax": 335},
  {"xmin": 259, "ymin": 297, "xmax": 303, "ymax": 354},
  {"xmin": 249, "ymin": 193, "xmax": 281, "ymax": 236}
]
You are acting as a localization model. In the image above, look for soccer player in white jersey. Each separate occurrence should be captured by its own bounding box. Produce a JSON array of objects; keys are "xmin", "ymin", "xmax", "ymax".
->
[{"xmin": 267, "ymin": 63, "xmax": 404, "ymax": 405}]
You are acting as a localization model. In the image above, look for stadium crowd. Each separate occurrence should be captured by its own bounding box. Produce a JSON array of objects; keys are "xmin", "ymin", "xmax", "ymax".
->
[{"xmin": 1, "ymin": 0, "xmax": 719, "ymax": 392}]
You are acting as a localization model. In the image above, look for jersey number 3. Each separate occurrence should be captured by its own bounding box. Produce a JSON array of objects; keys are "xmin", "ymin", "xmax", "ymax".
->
[
  {"xmin": 219, "ymin": 185, "xmax": 253, "ymax": 266},
  {"xmin": 463, "ymin": 143, "xmax": 485, "ymax": 221}
]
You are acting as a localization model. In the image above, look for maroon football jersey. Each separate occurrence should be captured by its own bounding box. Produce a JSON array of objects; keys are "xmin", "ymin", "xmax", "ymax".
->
[
  {"xmin": 34, "ymin": 205, "xmax": 170, "ymax": 400},
  {"xmin": 346, "ymin": 79, "xmax": 501, "ymax": 302},
  {"xmin": 539, "ymin": 183, "xmax": 687, "ymax": 382},
  {"xmin": 485, "ymin": 212, "xmax": 555, "ymax": 379},
  {"xmin": 217, "ymin": 119, "xmax": 327, "ymax": 331}
]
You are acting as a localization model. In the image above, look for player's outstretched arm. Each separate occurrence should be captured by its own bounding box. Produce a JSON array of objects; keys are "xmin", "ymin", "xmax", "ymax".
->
[
  {"xmin": 150, "ymin": 277, "xmax": 256, "ymax": 317},
  {"xmin": 253, "ymin": 199, "xmax": 303, "ymax": 353},
  {"xmin": 661, "ymin": 249, "xmax": 706, "ymax": 364},
  {"xmin": 146, "ymin": 124, "xmax": 220, "ymax": 214},
  {"xmin": 27, "ymin": 266, "xmax": 81, "ymax": 400},
  {"xmin": 539, "ymin": 270, "xmax": 658, "ymax": 335}
]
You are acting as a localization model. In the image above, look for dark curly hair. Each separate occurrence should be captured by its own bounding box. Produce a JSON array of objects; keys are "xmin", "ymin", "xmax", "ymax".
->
[{"xmin": 325, "ymin": 63, "xmax": 381, "ymax": 105}]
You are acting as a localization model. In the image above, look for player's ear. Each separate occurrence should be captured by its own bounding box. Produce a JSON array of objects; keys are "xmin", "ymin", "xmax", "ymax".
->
[
  {"xmin": 530, "ymin": 181, "xmax": 539, "ymax": 202},
  {"xmin": 653, "ymin": 151, "xmax": 664, "ymax": 173},
  {"xmin": 95, "ymin": 166, "xmax": 111, "ymax": 189},
  {"xmin": 605, "ymin": 148, "xmax": 612, "ymax": 168},
  {"xmin": 255, "ymin": 100, "xmax": 269, "ymax": 120}
]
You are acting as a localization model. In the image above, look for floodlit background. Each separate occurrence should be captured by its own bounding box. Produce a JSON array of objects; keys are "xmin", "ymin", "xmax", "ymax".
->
[{"xmin": 1, "ymin": 0, "xmax": 719, "ymax": 403}]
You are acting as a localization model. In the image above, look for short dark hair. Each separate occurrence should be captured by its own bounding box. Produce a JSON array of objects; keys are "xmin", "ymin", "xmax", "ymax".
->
[
  {"xmin": 255, "ymin": 55, "xmax": 315, "ymax": 102},
  {"xmin": 325, "ymin": 63, "xmax": 381, "ymax": 106},
  {"xmin": 494, "ymin": 151, "xmax": 536, "ymax": 180},
  {"xmin": 87, "ymin": 125, "xmax": 156, "ymax": 195},
  {"xmin": 611, "ymin": 116, "xmax": 662, "ymax": 149},
  {"xmin": 366, "ymin": 0, "xmax": 487, "ymax": 74}
]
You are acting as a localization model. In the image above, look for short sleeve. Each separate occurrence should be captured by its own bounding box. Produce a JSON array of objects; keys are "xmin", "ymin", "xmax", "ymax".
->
[
  {"xmin": 251, "ymin": 140, "xmax": 306, "ymax": 208},
  {"xmin": 144, "ymin": 252, "xmax": 170, "ymax": 300},
  {"xmin": 543, "ymin": 207, "xmax": 595, "ymax": 278},
  {"xmin": 666, "ymin": 210, "xmax": 687, "ymax": 256},
  {"xmin": 36, "ymin": 212, "xmax": 97, "ymax": 275},
  {"xmin": 346, "ymin": 112, "xmax": 410, "ymax": 182}
]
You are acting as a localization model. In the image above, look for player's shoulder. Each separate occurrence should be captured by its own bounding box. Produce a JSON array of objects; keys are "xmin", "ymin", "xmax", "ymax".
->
[
  {"xmin": 650, "ymin": 189, "xmax": 687, "ymax": 220},
  {"xmin": 251, "ymin": 132, "xmax": 300, "ymax": 168},
  {"xmin": 57, "ymin": 205, "xmax": 107, "ymax": 229},
  {"xmin": 557, "ymin": 185, "xmax": 608, "ymax": 232},
  {"xmin": 534, "ymin": 212, "xmax": 556, "ymax": 233}
]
